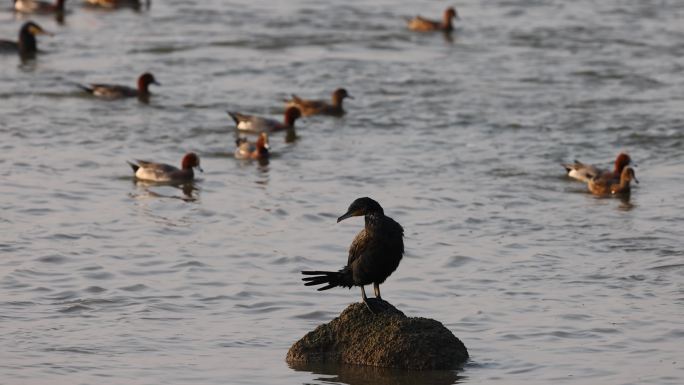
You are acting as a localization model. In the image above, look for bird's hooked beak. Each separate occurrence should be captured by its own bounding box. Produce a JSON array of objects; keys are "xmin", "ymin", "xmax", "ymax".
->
[
  {"xmin": 347, "ymin": 94, "xmax": 354, "ymax": 100},
  {"xmin": 196, "ymin": 165, "xmax": 204, "ymax": 173},
  {"xmin": 30, "ymin": 25, "xmax": 53, "ymax": 37},
  {"xmin": 152, "ymin": 80, "xmax": 161, "ymax": 86},
  {"xmin": 337, "ymin": 209, "xmax": 362, "ymax": 223},
  {"xmin": 633, "ymin": 175, "xmax": 639, "ymax": 184}
]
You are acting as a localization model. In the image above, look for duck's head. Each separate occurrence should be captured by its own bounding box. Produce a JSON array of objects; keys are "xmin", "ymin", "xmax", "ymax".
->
[
  {"xmin": 338, "ymin": 197, "xmax": 384, "ymax": 222},
  {"xmin": 284, "ymin": 106, "xmax": 302, "ymax": 126},
  {"xmin": 181, "ymin": 152, "xmax": 203, "ymax": 172},
  {"xmin": 445, "ymin": 7, "xmax": 459, "ymax": 21},
  {"xmin": 332, "ymin": 88, "xmax": 353, "ymax": 103},
  {"xmin": 138, "ymin": 72, "xmax": 160, "ymax": 91},
  {"xmin": 257, "ymin": 132, "xmax": 270, "ymax": 152},
  {"xmin": 614, "ymin": 153, "xmax": 632, "ymax": 174},
  {"xmin": 621, "ymin": 167, "xmax": 638, "ymax": 184}
]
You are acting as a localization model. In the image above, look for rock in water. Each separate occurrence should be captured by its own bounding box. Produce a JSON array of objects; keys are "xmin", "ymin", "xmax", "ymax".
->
[{"xmin": 286, "ymin": 300, "xmax": 468, "ymax": 370}]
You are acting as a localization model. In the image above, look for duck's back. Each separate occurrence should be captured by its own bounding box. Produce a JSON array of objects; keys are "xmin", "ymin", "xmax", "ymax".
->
[{"xmin": 408, "ymin": 16, "xmax": 440, "ymax": 31}]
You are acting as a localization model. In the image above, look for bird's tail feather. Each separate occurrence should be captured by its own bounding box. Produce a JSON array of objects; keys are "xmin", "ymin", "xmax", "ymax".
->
[
  {"xmin": 72, "ymin": 82, "xmax": 94, "ymax": 93},
  {"xmin": 127, "ymin": 161, "xmax": 139, "ymax": 172},
  {"xmin": 226, "ymin": 111, "xmax": 240, "ymax": 125},
  {"xmin": 302, "ymin": 268, "xmax": 353, "ymax": 291}
]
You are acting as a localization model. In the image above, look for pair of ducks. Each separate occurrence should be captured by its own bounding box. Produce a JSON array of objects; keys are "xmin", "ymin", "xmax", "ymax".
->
[
  {"xmin": 563, "ymin": 153, "xmax": 639, "ymax": 196},
  {"xmin": 229, "ymin": 88, "xmax": 353, "ymax": 160}
]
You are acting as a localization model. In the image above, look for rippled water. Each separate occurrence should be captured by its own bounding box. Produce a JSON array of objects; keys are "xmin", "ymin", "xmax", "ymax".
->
[{"xmin": 2, "ymin": 1, "xmax": 684, "ymax": 384}]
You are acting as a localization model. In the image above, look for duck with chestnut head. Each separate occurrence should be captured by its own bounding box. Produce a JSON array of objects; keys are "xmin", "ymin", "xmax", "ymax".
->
[
  {"xmin": 588, "ymin": 166, "xmax": 638, "ymax": 196},
  {"xmin": 408, "ymin": 7, "xmax": 459, "ymax": 32},
  {"xmin": 285, "ymin": 88, "xmax": 352, "ymax": 117},
  {"xmin": 235, "ymin": 132, "xmax": 270, "ymax": 160},
  {"xmin": 563, "ymin": 152, "xmax": 632, "ymax": 183},
  {"xmin": 14, "ymin": 0, "xmax": 66, "ymax": 14},
  {"xmin": 227, "ymin": 106, "xmax": 301, "ymax": 133},
  {"xmin": 127, "ymin": 153, "xmax": 202, "ymax": 183},
  {"xmin": 77, "ymin": 72, "xmax": 160, "ymax": 101}
]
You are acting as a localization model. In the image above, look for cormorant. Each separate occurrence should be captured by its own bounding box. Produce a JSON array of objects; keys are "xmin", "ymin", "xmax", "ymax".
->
[
  {"xmin": 0, "ymin": 21, "xmax": 51, "ymax": 58},
  {"xmin": 302, "ymin": 197, "xmax": 404, "ymax": 313}
]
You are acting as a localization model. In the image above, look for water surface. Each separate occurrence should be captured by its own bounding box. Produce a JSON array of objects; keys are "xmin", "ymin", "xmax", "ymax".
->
[{"xmin": 1, "ymin": 1, "xmax": 683, "ymax": 384}]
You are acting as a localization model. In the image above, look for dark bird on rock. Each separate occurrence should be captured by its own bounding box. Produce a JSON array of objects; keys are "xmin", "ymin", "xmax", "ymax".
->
[{"xmin": 302, "ymin": 197, "xmax": 404, "ymax": 313}]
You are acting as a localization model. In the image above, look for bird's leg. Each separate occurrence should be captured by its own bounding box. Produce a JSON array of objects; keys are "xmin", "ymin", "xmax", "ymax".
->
[
  {"xmin": 360, "ymin": 286, "xmax": 376, "ymax": 314},
  {"xmin": 373, "ymin": 282, "xmax": 382, "ymax": 300}
]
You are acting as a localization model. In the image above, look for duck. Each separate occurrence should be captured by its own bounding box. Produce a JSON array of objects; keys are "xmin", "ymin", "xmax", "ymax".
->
[
  {"xmin": 127, "ymin": 152, "xmax": 202, "ymax": 183},
  {"xmin": 284, "ymin": 88, "xmax": 352, "ymax": 117},
  {"xmin": 14, "ymin": 0, "xmax": 66, "ymax": 13},
  {"xmin": 407, "ymin": 7, "xmax": 458, "ymax": 32},
  {"xmin": 587, "ymin": 167, "xmax": 638, "ymax": 196},
  {"xmin": 302, "ymin": 197, "xmax": 405, "ymax": 314},
  {"xmin": 562, "ymin": 152, "xmax": 632, "ymax": 183},
  {"xmin": 235, "ymin": 132, "xmax": 270, "ymax": 160},
  {"xmin": 83, "ymin": 0, "xmax": 144, "ymax": 8},
  {"xmin": 0, "ymin": 21, "xmax": 51, "ymax": 57},
  {"xmin": 227, "ymin": 106, "xmax": 301, "ymax": 133},
  {"xmin": 77, "ymin": 72, "xmax": 160, "ymax": 100}
]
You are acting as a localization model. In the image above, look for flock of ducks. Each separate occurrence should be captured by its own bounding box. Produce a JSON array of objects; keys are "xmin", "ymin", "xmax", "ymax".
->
[{"xmin": 2, "ymin": 4, "xmax": 638, "ymax": 199}]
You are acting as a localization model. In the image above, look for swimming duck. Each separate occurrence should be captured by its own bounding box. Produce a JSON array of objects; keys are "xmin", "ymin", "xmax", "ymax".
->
[
  {"xmin": 227, "ymin": 106, "xmax": 301, "ymax": 133},
  {"xmin": 284, "ymin": 88, "xmax": 352, "ymax": 117},
  {"xmin": 587, "ymin": 167, "xmax": 638, "ymax": 196},
  {"xmin": 14, "ymin": 0, "xmax": 66, "ymax": 13},
  {"xmin": 302, "ymin": 197, "xmax": 405, "ymax": 314},
  {"xmin": 84, "ymin": 0, "xmax": 143, "ymax": 8},
  {"xmin": 407, "ymin": 7, "xmax": 458, "ymax": 32},
  {"xmin": 562, "ymin": 152, "xmax": 632, "ymax": 183},
  {"xmin": 0, "ymin": 21, "xmax": 51, "ymax": 56},
  {"xmin": 235, "ymin": 132, "xmax": 270, "ymax": 160},
  {"xmin": 127, "ymin": 153, "xmax": 202, "ymax": 183},
  {"xmin": 77, "ymin": 72, "xmax": 160, "ymax": 100}
]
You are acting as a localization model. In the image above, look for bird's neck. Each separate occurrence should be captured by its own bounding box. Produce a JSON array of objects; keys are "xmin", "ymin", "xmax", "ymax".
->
[
  {"xmin": 332, "ymin": 95, "xmax": 344, "ymax": 108},
  {"xmin": 364, "ymin": 212, "xmax": 383, "ymax": 228},
  {"xmin": 19, "ymin": 32, "xmax": 37, "ymax": 54},
  {"xmin": 443, "ymin": 19, "xmax": 452, "ymax": 31},
  {"xmin": 138, "ymin": 79, "xmax": 149, "ymax": 94}
]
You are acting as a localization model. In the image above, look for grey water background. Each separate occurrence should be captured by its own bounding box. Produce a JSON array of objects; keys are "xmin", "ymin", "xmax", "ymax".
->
[{"xmin": 1, "ymin": 0, "xmax": 684, "ymax": 384}]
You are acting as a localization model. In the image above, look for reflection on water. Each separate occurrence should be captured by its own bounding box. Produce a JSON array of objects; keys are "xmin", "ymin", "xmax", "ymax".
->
[
  {"xmin": 132, "ymin": 180, "xmax": 199, "ymax": 202},
  {"xmin": 289, "ymin": 362, "xmax": 463, "ymax": 385}
]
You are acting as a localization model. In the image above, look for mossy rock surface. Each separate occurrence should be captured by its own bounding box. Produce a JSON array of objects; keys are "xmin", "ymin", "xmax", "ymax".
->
[{"xmin": 287, "ymin": 301, "xmax": 468, "ymax": 370}]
